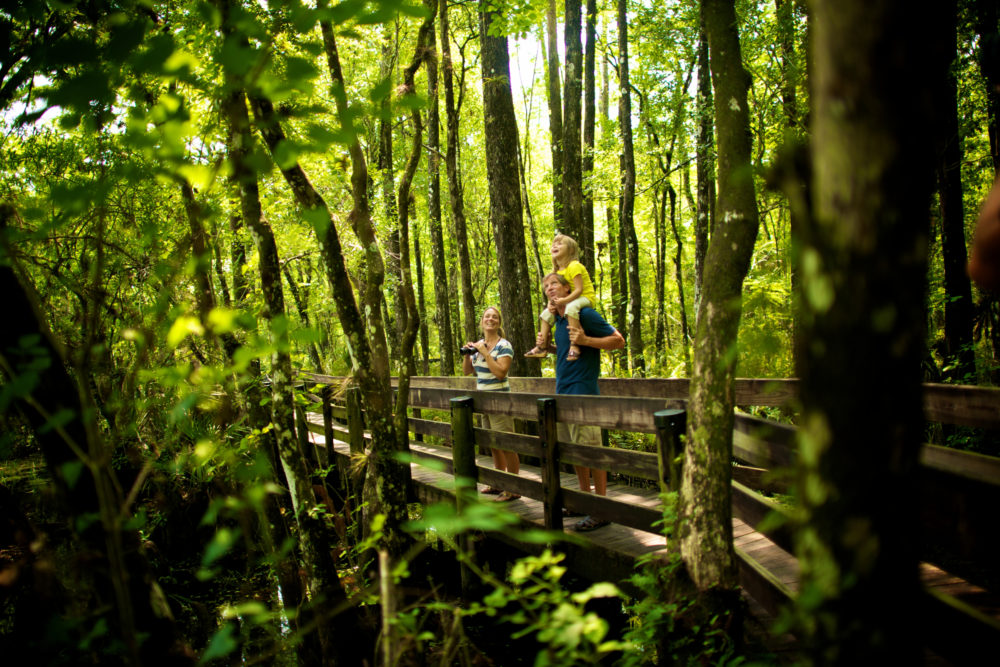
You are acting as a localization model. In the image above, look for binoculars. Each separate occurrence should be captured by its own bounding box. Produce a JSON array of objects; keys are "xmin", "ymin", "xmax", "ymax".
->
[{"xmin": 459, "ymin": 346, "xmax": 477, "ymax": 356}]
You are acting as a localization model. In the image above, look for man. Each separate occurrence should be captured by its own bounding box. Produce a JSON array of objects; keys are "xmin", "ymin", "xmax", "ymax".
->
[{"xmin": 541, "ymin": 272, "xmax": 625, "ymax": 532}]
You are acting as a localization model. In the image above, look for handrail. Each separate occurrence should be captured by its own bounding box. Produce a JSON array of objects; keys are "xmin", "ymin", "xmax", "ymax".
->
[{"xmin": 295, "ymin": 373, "xmax": 1000, "ymax": 660}]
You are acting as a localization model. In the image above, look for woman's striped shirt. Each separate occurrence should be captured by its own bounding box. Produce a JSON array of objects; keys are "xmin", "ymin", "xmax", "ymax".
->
[{"xmin": 474, "ymin": 338, "xmax": 513, "ymax": 391}]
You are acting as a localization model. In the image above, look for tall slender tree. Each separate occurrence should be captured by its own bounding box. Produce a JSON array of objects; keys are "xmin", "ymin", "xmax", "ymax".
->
[
  {"xmin": 545, "ymin": 0, "xmax": 565, "ymax": 228},
  {"xmin": 563, "ymin": 0, "xmax": 584, "ymax": 241},
  {"xmin": 935, "ymin": 0, "xmax": 975, "ymax": 381},
  {"xmin": 440, "ymin": 0, "xmax": 477, "ymax": 343},
  {"xmin": 617, "ymin": 0, "xmax": 645, "ymax": 375},
  {"xmin": 426, "ymin": 10, "xmax": 455, "ymax": 375},
  {"xmin": 582, "ymin": 0, "xmax": 597, "ymax": 273}
]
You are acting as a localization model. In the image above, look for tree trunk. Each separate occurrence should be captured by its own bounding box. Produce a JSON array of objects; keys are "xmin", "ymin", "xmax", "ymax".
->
[
  {"xmin": 563, "ymin": 0, "xmax": 584, "ymax": 242},
  {"xmin": 974, "ymin": 0, "xmax": 999, "ymax": 173},
  {"xmin": 379, "ymin": 25, "xmax": 401, "ymax": 359},
  {"xmin": 480, "ymin": 6, "xmax": 541, "ymax": 378},
  {"xmin": 426, "ymin": 14, "xmax": 454, "ymax": 376},
  {"xmin": 582, "ymin": 0, "xmax": 597, "ymax": 275},
  {"xmin": 935, "ymin": 0, "xmax": 975, "ymax": 381},
  {"xmin": 602, "ymin": 44, "xmax": 625, "ymax": 372},
  {"xmin": 415, "ymin": 228, "xmax": 431, "ymax": 375},
  {"xmin": 669, "ymin": 184, "xmax": 691, "ymax": 370},
  {"xmin": 545, "ymin": 0, "xmax": 564, "ymax": 228},
  {"xmin": 694, "ymin": 18, "xmax": 714, "ymax": 317},
  {"xmin": 228, "ymin": 85, "xmax": 362, "ymax": 663},
  {"xmin": 680, "ymin": 0, "xmax": 760, "ymax": 593},
  {"xmin": 796, "ymin": 2, "xmax": 946, "ymax": 661},
  {"xmin": 617, "ymin": 0, "xmax": 644, "ymax": 375},
  {"xmin": 440, "ymin": 0, "xmax": 477, "ymax": 343}
]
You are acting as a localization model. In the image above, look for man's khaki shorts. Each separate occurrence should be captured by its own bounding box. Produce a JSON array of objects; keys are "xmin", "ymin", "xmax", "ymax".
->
[{"xmin": 557, "ymin": 422, "xmax": 601, "ymax": 446}]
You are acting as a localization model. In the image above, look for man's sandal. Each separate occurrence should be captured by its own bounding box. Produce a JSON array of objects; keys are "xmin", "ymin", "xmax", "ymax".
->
[
  {"xmin": 495, "ymin": 491, "xmax": 521, "ymax": 502},
  {"xmin": 481, "ymin": 486, "xmax": 502, "ymax": 495},
  {"xmin": 570, "ymin": 515, "xmax": 609, "ymax": 532},
  {"xmin": 524, "ymin": 347, "xmax": 548, "ymax": 358}
]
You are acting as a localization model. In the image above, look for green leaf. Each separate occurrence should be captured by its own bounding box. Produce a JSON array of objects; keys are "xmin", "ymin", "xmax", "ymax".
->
[
  {"xmin": 202, "ymin": 527, "xmax": 239, "ymax": 568},
  {"xmin": 61, "ymin": 460, "xmax": 85, "ymax": 489},
  {"xmin": 272, "ymin": 139, "xmax": 302, "ymax": 170},
  {"xmin": 167, "ymin": 315, "xmax": 204, "ymax": 348},
  {"xmin": 39, "ymin": 408, "xmax": 75, "ymax": 435},
  {"xmin": 199, "ymin": 625, "xmax": 238, "ymax": 664}
]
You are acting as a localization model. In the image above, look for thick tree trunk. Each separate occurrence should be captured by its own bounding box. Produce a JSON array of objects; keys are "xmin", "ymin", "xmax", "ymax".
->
[
  {"xmin": 935, "ymin": 1, "xmax": 975, "ymax": 381},
  {"xmin": 545, "ymin": 0, "xmax": 564, "ymax": 228},
  {"xmin": 694, "ymin": 19, "xmax": 714, "ymax": 317},
  {"xmin": 796, "ymin": 1, "xmax": 946, "ymax": 661},
  {"xmin": 680, "ymin": 0, "xmax": 760, "ymax": 593},
  {"xmin": 617, "ymin": 0, "xmax": 644, "ymax": 375},
  {"xmin": 480, "ymin": 6, "xmax": 541, "ymax": 378},
  {"xmin": 440, "ymin": 0, "xmax": 477, "ymax": 343}
]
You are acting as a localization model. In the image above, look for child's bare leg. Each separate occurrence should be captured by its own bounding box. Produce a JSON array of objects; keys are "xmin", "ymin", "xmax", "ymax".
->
[
  {"xmin": 568, "ymin": 315, "xmax": 581, "ymax": 358},
  {"xmin": 538, "ymin": 319, "xmax": 550, "ymax": 347},
  {"xmin": 526, "ymin": 319, "xmax": 551, "ymax": 357}
]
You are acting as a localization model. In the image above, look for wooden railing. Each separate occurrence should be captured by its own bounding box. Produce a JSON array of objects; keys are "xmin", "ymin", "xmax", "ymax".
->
[{"xmin": 296, "ymin": 374, "xmax": 1000, "ymax": 662}]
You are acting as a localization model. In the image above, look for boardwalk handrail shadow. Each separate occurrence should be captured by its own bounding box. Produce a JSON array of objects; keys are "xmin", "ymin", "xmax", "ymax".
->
[{"xmin": 297, "ymin": 373, "xmax": 1000, "ymax": 663}]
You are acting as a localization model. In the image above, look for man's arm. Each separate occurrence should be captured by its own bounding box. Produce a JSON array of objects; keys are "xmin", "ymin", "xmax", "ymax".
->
[
  {"xmin": 970, "ymin": 176, "xmax": 1000, "ymax": 291},
  {"xmin": 568, "ymin": 323, "xmax": 624, "ymax": 350}
]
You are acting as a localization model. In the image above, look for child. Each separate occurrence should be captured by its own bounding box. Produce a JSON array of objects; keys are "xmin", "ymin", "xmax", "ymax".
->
[{"xmin": 525, "ymin": 234, "xmax": 597, "ymax": 361}]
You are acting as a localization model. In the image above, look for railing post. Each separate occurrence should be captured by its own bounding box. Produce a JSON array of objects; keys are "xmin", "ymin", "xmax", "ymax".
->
[
  {"xmin": 346, "ymin": 386, "xmax": 365, "ymax": 506},
  {"xmin": 538, "ymin": 397, "xmax": 563, "ymax": 530},
  {"xmin": 654, "ymin": 409, "xmax": 687, "ymax": 494},
  {"xmin": 320, "ymin": 385, "xmax": 333, "ymax": 469},
  {"xmin": 450, "ymin": 396, "xmax": 477, "ymax": 595},
  {"xmin": 450, "ymin": 396, "xmax": 478, "ymax": 503}
]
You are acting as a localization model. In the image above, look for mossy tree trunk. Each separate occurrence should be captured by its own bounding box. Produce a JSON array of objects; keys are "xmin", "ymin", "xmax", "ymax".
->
[
  {"xmin": 794, "ymin": 1, "xmax": 947, "ymax": 661},
  {"xmin": 679, "ymin": 0, "xmax": 760, "ymax": 593}
]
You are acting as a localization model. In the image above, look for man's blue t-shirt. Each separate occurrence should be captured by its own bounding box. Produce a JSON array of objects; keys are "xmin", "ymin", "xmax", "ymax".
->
[{"xmin": 553, "ymin": 307, "xmax": 616, "ymax": 395}]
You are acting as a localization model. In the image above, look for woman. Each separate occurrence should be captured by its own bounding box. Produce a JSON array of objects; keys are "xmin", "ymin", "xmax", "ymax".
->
[{"xmin": 462, "ymin": 306, "xmax": 521, "ymax": 502}]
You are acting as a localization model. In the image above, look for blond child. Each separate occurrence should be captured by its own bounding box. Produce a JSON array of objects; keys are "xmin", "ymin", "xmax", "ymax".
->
[{"xmin": 525, "ymin": 234, "xmax": 597, "ymax": 361}]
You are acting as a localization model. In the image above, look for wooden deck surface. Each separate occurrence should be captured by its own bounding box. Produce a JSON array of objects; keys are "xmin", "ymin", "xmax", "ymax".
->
[{"xmin": 311, "ymin": 430, "xmax": 1000, "ymax": 632}]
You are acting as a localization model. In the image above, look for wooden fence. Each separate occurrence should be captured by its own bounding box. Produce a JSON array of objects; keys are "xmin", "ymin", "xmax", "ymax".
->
[{"xmin": 296, "ymin": 374, "xmax": 1000, "ymax": 663}]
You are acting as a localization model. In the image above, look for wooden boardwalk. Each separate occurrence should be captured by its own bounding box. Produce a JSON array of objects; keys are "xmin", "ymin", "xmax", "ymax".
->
[{"xmin": 300, "ymin": 376, "xmax": 1000, "ymax": 663}]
